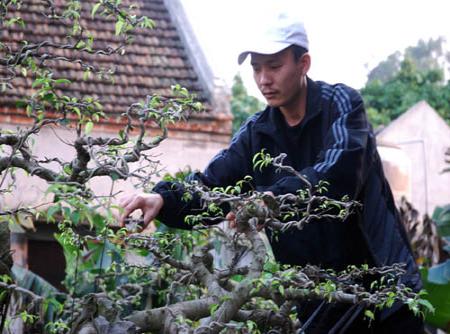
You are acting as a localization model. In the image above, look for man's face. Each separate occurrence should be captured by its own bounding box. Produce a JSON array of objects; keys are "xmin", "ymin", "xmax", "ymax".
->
[{"xmin": 251, "ymin": 48, "xmax": 305, "ymax": 108}]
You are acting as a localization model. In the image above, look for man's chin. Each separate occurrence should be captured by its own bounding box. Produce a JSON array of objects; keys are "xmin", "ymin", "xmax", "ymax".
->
[{"xmin": 265, "ymin": 99, "xmax": 281, "ymax": 108}]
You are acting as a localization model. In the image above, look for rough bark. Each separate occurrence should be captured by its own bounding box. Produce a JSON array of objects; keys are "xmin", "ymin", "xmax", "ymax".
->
[{"xmin": 0, "ymin": 221, "xmax": 12, "ymax": 275}]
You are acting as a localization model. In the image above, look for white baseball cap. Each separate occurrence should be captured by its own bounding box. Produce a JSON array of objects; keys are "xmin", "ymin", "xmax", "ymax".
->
[{"xmin": 237, "ymin": 13, "xmax": 309, "ymax": 65}]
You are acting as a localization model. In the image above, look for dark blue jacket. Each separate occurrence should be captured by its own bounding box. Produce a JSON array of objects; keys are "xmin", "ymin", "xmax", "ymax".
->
[{"xmin": 154, "ymin": 77, "xmax": 422, "ymax": 293}]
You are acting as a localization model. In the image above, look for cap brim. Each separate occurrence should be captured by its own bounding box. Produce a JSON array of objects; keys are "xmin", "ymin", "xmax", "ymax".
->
[{"xmin": 237, "ymin": 41, "xmax": 292, "ymax": 65}]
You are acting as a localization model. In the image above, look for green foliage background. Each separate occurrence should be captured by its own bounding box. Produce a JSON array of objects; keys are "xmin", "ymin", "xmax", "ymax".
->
[
  {"xmin": 231, "ymin": 74, "xmax": 264, "ymax": 135},
  {"xmin": 361, "ymin": 37, "xmax": 450, "ymax": 128}
]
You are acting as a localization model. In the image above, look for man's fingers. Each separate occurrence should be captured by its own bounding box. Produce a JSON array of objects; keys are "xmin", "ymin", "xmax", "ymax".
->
[
  {"xmin": 226, "ymin": 211, "xmax": 235, "ymax": 220},
  {"xmin": 143, "ymin": 210, "xmax": 156, "ymax": 230},
  {"xmin": 119, "ymin": 194, "xmax": 136, "ymax": 208},
  {"xmin": 118, "ymin": 193, "xmax": 163, "ymax": 230},
  {"xmin": 226, "ymin": 211, "xmax": 236, "ymax": 229},
  {"xmin": 120, "ymin": 199, "xmax": 142, "ymax": 226},
  {"xmin": 119, "ymin": 195, "xmax": 137, "ymax": 225}
]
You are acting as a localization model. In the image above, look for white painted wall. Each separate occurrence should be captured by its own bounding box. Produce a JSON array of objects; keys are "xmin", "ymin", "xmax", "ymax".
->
[{"xmin": 0, "ymin": 125, "xmax": 228, "ymax": 212}]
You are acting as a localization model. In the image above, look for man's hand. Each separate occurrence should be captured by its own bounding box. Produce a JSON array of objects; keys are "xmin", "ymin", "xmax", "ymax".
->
[
  {"xmin": 119, "ymin": 193, "xmax": 164, "ymax": 229},
  {"xmin": 226, "ymin": 191, "xmax": 274, "ymax": 232},
  {"xmin": 226, "ymin": 211, "xmax": 237, "ymax": 229}
]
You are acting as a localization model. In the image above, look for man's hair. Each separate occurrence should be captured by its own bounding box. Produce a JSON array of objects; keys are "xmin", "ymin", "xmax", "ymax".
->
[{"xmin": 291, "ymin": 45, "xmax": 308, "ymax": 62}]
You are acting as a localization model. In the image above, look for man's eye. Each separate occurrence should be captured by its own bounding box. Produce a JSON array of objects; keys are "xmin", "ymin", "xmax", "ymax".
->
[{"xmin": 270, "ymin": 64, "xmax": 281, "ymax": 69}]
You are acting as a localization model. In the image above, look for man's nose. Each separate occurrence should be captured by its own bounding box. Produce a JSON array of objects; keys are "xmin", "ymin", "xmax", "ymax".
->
[{"xmin": 258, "ymin": 70, "xmax": 272, "ymax": 86}]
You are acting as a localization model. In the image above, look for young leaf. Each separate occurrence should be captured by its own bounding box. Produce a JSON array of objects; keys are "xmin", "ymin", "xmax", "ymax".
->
[
  {"xmin": 55, "ymin": 79, "xmax": 71, "ymax": 86},
  {"xmin": 115, "ymin": 19, "xmax": 124, "ymax": 35},
  {"xmin": 364, "ymin": 309, "xmax": 375, "ymax": 320},
  {"xmin": 85, "ymin": 121, "xmax": 94, "ymax": 134},
  {"xmin": 91, "ymin": 3, "xmax": 101, "ymax": 18}
]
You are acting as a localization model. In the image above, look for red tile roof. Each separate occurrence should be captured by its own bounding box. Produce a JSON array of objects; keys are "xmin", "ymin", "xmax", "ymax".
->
[{"xmin": 0, "ymin": 0, "xmax": 231, "ymax": 136}]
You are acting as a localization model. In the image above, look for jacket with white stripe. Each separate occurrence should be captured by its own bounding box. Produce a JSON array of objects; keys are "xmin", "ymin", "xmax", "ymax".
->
[{"xmin": 154, "ymin": 77, "xmax": 422, "ymax": 292}]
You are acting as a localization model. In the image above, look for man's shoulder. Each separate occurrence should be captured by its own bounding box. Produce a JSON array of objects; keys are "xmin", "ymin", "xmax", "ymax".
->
[
  {"xmin": 315, "ymin": 80, "xmax": 361, "ymax": 100},
  {"xmin": 313, "ymin": 80, "xmax": 364, "ymax": 116}
]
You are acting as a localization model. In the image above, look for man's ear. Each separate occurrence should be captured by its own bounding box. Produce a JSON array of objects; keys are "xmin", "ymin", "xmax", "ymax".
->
[{"xmin": 299, "ymin": 53, "xmax": 311, "ymax": 76}]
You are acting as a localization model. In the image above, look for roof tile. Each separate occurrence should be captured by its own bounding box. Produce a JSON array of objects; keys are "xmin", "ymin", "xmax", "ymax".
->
[{"xmin": 0, "ymin": 0, "xmax": 224, "ymax": 129}]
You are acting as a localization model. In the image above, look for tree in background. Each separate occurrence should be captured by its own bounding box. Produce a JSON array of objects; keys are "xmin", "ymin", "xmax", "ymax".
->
[
  {"xmin": 361, "ymin": 37, "xmax": 450, "ymax": 128},
  {"xmin": 366, "ymin": 51, "xmax": 403, "ymax": 85},
  {"xmin": 367, "ymin": 37, "xmax": 449, "ymax": 85},
  {"xmin": 230, "ymin": 74, "xmax": 264, "ymax": 135}
]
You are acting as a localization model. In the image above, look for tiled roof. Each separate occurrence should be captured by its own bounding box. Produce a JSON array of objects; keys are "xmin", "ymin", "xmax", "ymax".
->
[{"xmin": 0, "ymin": 0, "xmax": 231, "ymax": 135}]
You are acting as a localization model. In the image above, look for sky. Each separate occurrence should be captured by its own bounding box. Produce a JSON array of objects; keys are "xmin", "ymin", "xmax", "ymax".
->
[{"xmin": 179, "ymin": 0, "xmax": 450, "ymax": 99}]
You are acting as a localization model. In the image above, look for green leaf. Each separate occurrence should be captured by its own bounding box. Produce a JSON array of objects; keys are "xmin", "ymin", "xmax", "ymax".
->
[
  {"xmin": 47, "ymin": 206, "xmax": 60, "ymax": 220},
  {"xmin": 420, "ymin": 267, "xmax": 450, "ymax": 330},
  {"xmin": 364, "ymin": 309, "xmax": 375, "ymax": 320},
  {"xmin": 91, "ymin": 3, "xmax": 101, "ymax": 18},
  {"xmin": 0, "ymin": 290, "xmax": 7, "ymax": 302},
  {"xmin": 75, "ymin": 40, "xmax": 85, "ymax": 49},
  {"xmin": 110, "ymin": 172, "xmax": 120, "ymax": 181},
  {"xmin": 252, "ymin": 150, "xmax": 262, "ymax": 165},
  {"xmin": 230, "ymin": 274, "xmax": 244, "ymax": 282},
  {"xmin": 85, "ymin": 121, "xmax": 94, "ymax": 135},
  {"xmin": 92, "ymin": 214, "xmax": 106, "ymax": 231},
  {"xmin": 209, "ymin": 303, "xmax": 219, "ymax": 315},
  {"xmin": 93, "ymin": 101, "xmax": 103, "ymax": 111},
  {"xmin": 15, "ymin": 100, "xmax": 27, "ymax": 108},
  {"xmin": 418, "ymin": 299, "xmax": 435, "ymax": 314},
  {"xmin": 80, "ymin": 211, "xmax": 92, "ymax": 229},
  {"xmin": 54, "ymin": 78, "xmax": 71, "ymax": 85},
  {"xmin": 263, "ymin": 260, "xmax": 279, "ymax": 273},
  {"xmin": 115, "ymin": 19, "xmax": 124, "ymax": 36},
  {"xmin": 63, "ymin": 164, "xmax": 72, "ymax": 175},
  {"xmin": 73, "ymin": 107, "xmax": 81, "ymax": 117},
  {"xmin": 31, "ymin": 78, "xmax": 47, "ymax": 88},
  {"xmin": 83, "ymin": 70, "xmax": 91, "ymax": 81},
  {"xmin": 70, "ymin": 210, "xmax": 80, "ymax": 225},
  {"xmin": 42, "ymin": 93, "xmax": 56, "ymax": 103}
]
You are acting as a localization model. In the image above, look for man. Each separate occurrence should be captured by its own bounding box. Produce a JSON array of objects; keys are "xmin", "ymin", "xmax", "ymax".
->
[{"xmin": 120, "ymin": 13, "xmax": 423, "ymax": 333}]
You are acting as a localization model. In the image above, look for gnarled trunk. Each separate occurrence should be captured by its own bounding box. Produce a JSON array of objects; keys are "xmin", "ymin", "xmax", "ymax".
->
[{"xmin": 0, "ymin": 222, "xmax": 12, "ymax": 275}]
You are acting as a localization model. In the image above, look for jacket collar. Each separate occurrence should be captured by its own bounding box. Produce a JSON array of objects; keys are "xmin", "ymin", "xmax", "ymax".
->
[{"xmin": 253, "ymin": 77, "xmax": 323, "ymax": 136}]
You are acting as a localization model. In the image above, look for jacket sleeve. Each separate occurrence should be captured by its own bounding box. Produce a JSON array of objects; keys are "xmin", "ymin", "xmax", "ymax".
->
[
  {"xmin": 153, "ymin": 119, "xmax": 254, "ymax": 229},
  {"xmin": 266, "ymin": 86, "xmax": 374, "ymax": 200}
]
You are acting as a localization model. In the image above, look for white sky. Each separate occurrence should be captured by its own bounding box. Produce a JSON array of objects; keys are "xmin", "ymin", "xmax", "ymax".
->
[{"xmin": 179, "ymin": 0, "xmax": 450, "ymax": 99}]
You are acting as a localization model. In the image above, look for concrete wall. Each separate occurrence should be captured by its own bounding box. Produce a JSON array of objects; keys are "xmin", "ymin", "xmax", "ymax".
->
[
  {"xmin": 377, "ymin": 143, "xmax": 412, "ymax": 206},
  {"xmin": 376, "ymin": 101, "xmax": 450, "ymax": 216}
]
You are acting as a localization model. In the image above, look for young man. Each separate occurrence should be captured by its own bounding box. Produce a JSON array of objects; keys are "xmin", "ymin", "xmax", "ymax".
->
[{"xmin": 120, "ymin": 13, "xmax": 423, "ymax": 333}]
